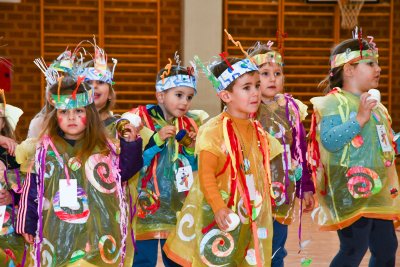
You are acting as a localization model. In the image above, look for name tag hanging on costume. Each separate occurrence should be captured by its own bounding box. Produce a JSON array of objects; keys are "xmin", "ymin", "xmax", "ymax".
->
[
  {"xmin": 175, "ymin": 166, "xmax": 194, "ymax": 192},
  {"xmin": 59, "ymin": 179, "xmax": 79, "ymax": 208},
  {"xmin": 376, "ymin": 125, "xmax": 392, "ymax": 152}
]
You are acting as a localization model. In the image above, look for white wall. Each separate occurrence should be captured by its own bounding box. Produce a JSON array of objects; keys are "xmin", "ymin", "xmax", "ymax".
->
[{"xmin": 182, "ymin": 0, "xmax": 223, "ymax": 118}]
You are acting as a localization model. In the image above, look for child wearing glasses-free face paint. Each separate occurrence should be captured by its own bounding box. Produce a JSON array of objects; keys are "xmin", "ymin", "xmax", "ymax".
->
[
  {"xmin": 164, "ymin": 57, "xmax": 282, "ymax": 267},
  {"xmin": 249, "ymin": 42, "xmax": 315, "ymax": 267},
  {"xmin": 16, "ymin": 77, "xmax": 143, "ymax": 267},
  {"xmin": 310, "ymin": 34, "xmax": 399, "ymax": 266}
]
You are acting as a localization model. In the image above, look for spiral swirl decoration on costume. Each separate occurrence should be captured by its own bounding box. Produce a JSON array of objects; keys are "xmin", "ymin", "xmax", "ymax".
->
[
  {"xmin": 346, "ymin": 166, "xmax": 382, "ymax": 199},
  {"xmin": 85, "ymin": 154, "xmax": 117, "ymax": 194},
  {"xmin": 199, "ymin": 229, "xmax": 235, "ymax": 266},
  {"xmin": 136, "ymin": 189, "xmax": 160, "ymax": 219},
  {"xmin": 53, "ymin": 187, "xmax": 90, "ymax": 224},
  {"xmin": 272, "ymin": 182, "xmax": 286, "ymax": 206},
  {"xmin": 44, "ymin": 161, "xmax": 55, "ymax": 179},
  {"xmin": 98, "ymin": 235, "xmax": 120, "ymax": 264},
  {"xmin": 40, "ymin": 238, "xmax": 55, "ymax": 266},
  {"xmin": 177, "ymin": 205, "xmax": 196, "ymax": 242},
  {"xmin": 40, "ymin": 151, "xmax": 62, "ymax": 179}
]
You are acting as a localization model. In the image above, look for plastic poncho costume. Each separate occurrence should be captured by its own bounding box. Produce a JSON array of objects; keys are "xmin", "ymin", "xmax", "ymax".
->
[
  {"xmin": 128, "ymin": 66, "xmax": 208, "ymax": 240},
  {"xmin": 308, "ymin": 46, "xmax": 400, "ymax": 230},
  {"xmin": 16, "ymin": 79, "xmax": 143, "ymax": 267},
  {"xmin": 258, "ymin": 94, "xmax": 313, "ymax": 224},
  {"xmin": 164, "ymin": 58, "xmax": 282, "ymax": 266}
]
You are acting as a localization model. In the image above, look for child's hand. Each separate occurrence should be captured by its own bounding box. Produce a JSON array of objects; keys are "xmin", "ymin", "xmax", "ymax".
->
[
  {"xmin": 158, "ymin": 125, "xmax": 177, "ymax": 141},
  {"xmin": 0, "ymin": 136, "xmax": 17, "ymax": 156},
  {"xmin": 121, "ymin": 124, "xmax": 139, "ymax": 142},
  {"xmin": 356, "ymin": 92, "xmax": 377, "ymax": 127},
  {"xmin": 0, "ymin": 189, "xmax": 12, "ymax": 205},
  {"xmin": 187, "ymin": 131, "xmax": 197, "ymax": 148},
  {"xmin": 22, "ymin": 233, "xmax": 34, "ymax": 244},
  {"xmin": 215, "ymin": 207, "xmax": 233, "ymax": 231},
  {"xmin": 302, "ymin": 191, "xmax": 315, "ymax": 213}
]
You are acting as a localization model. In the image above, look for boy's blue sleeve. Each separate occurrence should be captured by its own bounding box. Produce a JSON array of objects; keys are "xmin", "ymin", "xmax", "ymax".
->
[
  {"xmin": 182, "ymin": 146, "xmax": 198, "ymax": 171},
  {"xmin": 143, "ymin": 133, "xmax": 166, "ymax": 166},
  {"xmin": 320, "ymin": 114, "xmax": 361, "ymax": 152}
]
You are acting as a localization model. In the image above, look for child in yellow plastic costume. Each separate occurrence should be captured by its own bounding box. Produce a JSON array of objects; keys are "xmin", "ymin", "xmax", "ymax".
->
[
  {"xmin": 164, "ymin": 56, "xmax": 282, "ymax": 266},
  {"xmin": 308, "ymin": 32, "xmax": 400, "ymax": 266}
]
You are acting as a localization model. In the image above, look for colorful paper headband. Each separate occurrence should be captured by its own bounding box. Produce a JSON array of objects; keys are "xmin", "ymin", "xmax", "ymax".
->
[
  {"xmin": 252, "ymin": 51, "xmax": 284, "ymax": 67},
  {"xmin": 50, "ymin": 50, "xmax": 74, "ymax": 72},
  {"xmin": 78, "ymin": 37, "xmax": 117, "ymax": 85},
  {"xmin": 216, "ymin": 58, "xmax": 258, "ymax": 92},
  {"xmin": 80, "ymin": 67, "xmax": 114, "ymax": 84},
  {"xmin": 0, "ymin": 89, "xmax": 23, "ymax": 131},
  {"xmin": 34, "ymin": 51, "xmax": 75, "ymax": 91},
  {"xmin": 330, "ymin": 49, "xmax": 378, "ymax": 69},
  {"xmin": 51, "ymin": 88, "xmax": 94, "ymax": 110},
  {"xmin": 155, "ymin": 74, "xmax": 197, "ymax": 93}
]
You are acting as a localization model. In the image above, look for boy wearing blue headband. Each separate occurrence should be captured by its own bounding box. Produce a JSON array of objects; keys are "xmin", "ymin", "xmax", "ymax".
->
[{"xmin": 130, "ymin": 62, "xmax": 208, "ymax": 267}]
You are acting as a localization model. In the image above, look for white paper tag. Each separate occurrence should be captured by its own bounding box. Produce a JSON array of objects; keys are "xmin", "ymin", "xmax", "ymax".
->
[
  {"xmin": 0, "ymin": 205, "xmax": 6, "ymax": 230},
  {"xmin": 257, "ymin": 227, "xmax": 268, "ymax": 239},
  {"xmin": 246, "ymin": 174, "xmax": 256, "ymax": 201},
  {"xmin": 282, "ymin": 144, "xmax": 292, "ymax": 170},
  {"xmin": 376, "ymin": 125, "xmax": 392, "ymax": 152},
  {"xmin": 59, "ymin": 179, "xmax": 79, "ymax": 208},
  {"xmin": 175, "ymin": 166, "xmax": 194, "ymax": 192}
]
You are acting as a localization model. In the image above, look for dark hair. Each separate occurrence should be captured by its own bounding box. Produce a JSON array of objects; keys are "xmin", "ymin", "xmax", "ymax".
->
[
  {"xmin": 42, "ymin": 76, "xmax": 109, "ymax": 161},
  {"xmin": 156, "ymin": 65, "xmax": 190, "ymax": 83},
  {"xmin": 320, "ymin": 38, "xmax": 372, "ymax": 94}
]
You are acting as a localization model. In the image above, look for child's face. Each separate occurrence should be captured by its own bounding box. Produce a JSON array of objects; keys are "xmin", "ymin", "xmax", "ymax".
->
[
  {"xmin": 57, "ymin": 108, "xmax": 87, "ymax": 140},
  {"xmin": 350, "ymin": 60, "xmax": 381, "ymax": 93},
  {"xmin": 224, "ymin": 72, "xmax": 261, "ymax": 119},
  {"xmin": 89, "ymin": 80, "xmax": 110, "ymax": 110},
  {"xmin": 259, "ymin": 62, "xmax": 284, "ymax": 101},
  {"xmin": 158, "ymin": 86, "xmax": 195, "ymax": 120}
]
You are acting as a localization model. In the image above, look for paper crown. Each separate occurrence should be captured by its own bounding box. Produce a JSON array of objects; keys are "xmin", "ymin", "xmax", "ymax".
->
[
  {"xmin": 330, "ymin": 49, "xmax": 378, "ymax": 69},
  {"xmin": 215, "ymin": 59, "xmax": 258, "ymax": 92},
  {"xmin": 155, "ymin": 74, "xmax": 197, "ymax": 92},
  {"xmin": 51, "ymin": 87, "xmax": 94, "ymax": 110},
  {"xmin": 156, "ymin": 55, "xmax": 198, "ymax": 92},
  {"xmin": 34, "ymin": 37, "xmax": 117, "ymax": 92},
  {"xmin": 249, "ymin": 41, "xmax": 284, "ymax": 67},
  {"xmin": 0, "ymin": 89, "xmax": 23, "ymax": 131},
  {"xmin": 34, "ymin": 50, "xmax": 77, "ymax": 92},
  {"xmin": 78, "ymin": 38, "xmax": 117, "ymax": 84},
  {"xmin": 252, "ymin": 51, "xmax": 284, "ymax": 67},
  {"xmin": 330, "ymin": 27, "xmax": 379, "ymax": 69}
]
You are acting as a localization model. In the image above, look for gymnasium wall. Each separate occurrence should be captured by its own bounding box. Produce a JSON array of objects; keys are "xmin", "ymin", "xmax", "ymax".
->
[{"xmin": 0, "ymin": 0, "xmax": 399, "ymax": 137}]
